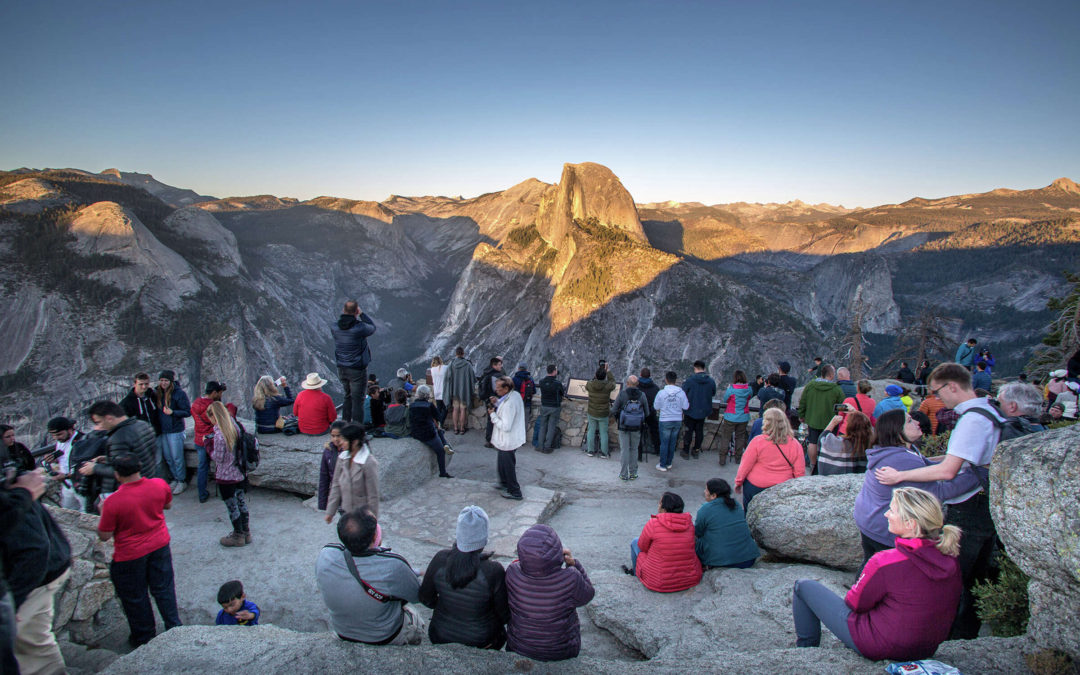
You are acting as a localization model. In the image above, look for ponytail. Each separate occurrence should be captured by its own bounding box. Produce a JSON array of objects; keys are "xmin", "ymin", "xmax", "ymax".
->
[
  {"xmin": 706, "ymin": 477, "xmax": 737, "ymax": 511},
  {"xmin": 935, "ymin": 524, "xmax": 962, "ymax": 557}
]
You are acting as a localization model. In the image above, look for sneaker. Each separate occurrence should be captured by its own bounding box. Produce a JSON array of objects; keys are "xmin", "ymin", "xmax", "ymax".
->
[
  {"xmin": 680, "ymin": 451, "xmax": 690, "ymax": 460},
  {"xmin": 585, "ymin": 451, "xmax": 596, "ymax": 457},
  {"xmin": 500, "ymin": 491, "xmax": 524, "ymax": 501},
  {"xmin": 172, "ymin": 482, "xmax": 187, "ymax": 496},
  {"xmin": 443, "ymin": 444, "xmax": 455, "ymax": 455},
  {"xmin": 484, "ymin": 442, "xmax": 495, "ymax": 449},
  {"xmin": 621, "ymin": 564, "xmax": 634, "ymax": 576},
  {"xmin": 620, "ymin": 475, "xmax": 629, "ymax": 481},
  {"xmin": 629, "ymin": 474, "xmax": 638, "ymax": 480},
  {"xmin": 655, "ymin": 463, "xmax": 668, "ymax": 472},
  {"xmin": 220, "ymin": 531, "xmax": 246, "ymax": 547},
  {"xmin": 439, "ymin": 473, "xmax": 454, "ymax": 478}
]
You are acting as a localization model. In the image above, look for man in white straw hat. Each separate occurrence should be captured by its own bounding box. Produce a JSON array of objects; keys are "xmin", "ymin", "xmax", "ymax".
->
[{"xmin": 295, "ymin": 372, "xmax": 338, "ymax": 434}]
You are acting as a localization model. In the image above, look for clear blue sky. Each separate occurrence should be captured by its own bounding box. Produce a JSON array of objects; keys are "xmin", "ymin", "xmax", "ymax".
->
[{"xmin": 2, "ymin": 1, "xmax": 1078, "ymax": 207}]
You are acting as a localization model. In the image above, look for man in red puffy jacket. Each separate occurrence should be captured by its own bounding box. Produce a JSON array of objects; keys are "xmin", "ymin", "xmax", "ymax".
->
[{"xmin": 624, "ymin": 492, "xmax": 702, "ymax": 593}]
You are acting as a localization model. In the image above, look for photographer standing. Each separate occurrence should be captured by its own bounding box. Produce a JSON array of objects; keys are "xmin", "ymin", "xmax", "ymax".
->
[
  {"xmin": 490, "ymin": 377, "xmax": 525, "ymax": 501},
  {"xmin": 1, "ymin": 465, "xmax": 71, "ymax": 675},
  {"xmin": 1, "ymin": 470, "xmax": 44, "ymax": 674}
]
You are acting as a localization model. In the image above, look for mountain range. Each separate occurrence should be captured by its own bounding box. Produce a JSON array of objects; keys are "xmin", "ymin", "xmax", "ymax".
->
[{"xmin": 1, "ymin": 163, "xmax": 1078, "ymax": 434}]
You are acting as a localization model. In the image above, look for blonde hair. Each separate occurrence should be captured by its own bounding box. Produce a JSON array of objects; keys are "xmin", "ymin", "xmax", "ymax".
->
[
  {"xmin": 762, "ymin": 408, "xmax": 792, "ymax": 444},
  {"xmin": 431, "ymin": 356, "xmax": 443, "ymax": 367},
  {"xmin": 252, "ymin": 376, "xmax": 280, "ymax": 411},
  {"xmin": 890, "ymin": 487, "xmax": 961, "ymax": 557},
  {"xmin": 207, "ymin": 401, "xmax": 237, "ymax": 452}
]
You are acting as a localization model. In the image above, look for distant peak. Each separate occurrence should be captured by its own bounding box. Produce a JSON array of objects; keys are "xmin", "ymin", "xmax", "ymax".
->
[
  {"xmin": 1049, "ymin": 177, "xmax": 1080, "ymax": 194},
  {"xmin": 101, "ymin": 168, "xmax": 121, "ymax": 178}
]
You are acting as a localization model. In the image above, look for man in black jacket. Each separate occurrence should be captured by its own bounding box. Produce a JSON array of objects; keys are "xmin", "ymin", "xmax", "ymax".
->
[
  {"xmin": 119, "ymin": 372, "xmax": 162, "ymax": 436},
  {"xmin": 79, "ymin": 401, "xmax": 157, "ymax": 499},
  {"xmin": 1, "ymin": 466, "xmax": 70, "ymax": 675},
  {"xmin": 1, "ymin": 470, "xmax": 45, "ymax": 675},
  {"xmin": 536, "ymin": 365, "xmax": 565, "ymax": 454},
  {"xmin": 637, "ymin": 368, "xmax": 661, "ymax": 456},
  {"xmin": 477, "ymin": 357, "xmax": 503, "ymax": 448},
  {"xmin": 332, "ymin": 301, "xmax": 377, "ymax": 426}
]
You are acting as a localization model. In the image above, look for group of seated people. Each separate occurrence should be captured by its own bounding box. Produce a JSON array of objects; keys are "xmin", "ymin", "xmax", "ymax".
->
[{"xmin": 315, "ymin": 505, "xmax": 594, "ymax": 661}]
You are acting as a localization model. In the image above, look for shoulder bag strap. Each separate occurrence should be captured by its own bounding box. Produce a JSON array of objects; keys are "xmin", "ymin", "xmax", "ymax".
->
[
  {"xmin": 853, "ymin": 396, "xmax": 863, "ymax": 414},
  {"xmin": 773, "ymin": 442, "xmax": 797, "ymax": 479},
  {"xmin": 333, "ymin": 546, "xmax": 405, "ymax": 604}
]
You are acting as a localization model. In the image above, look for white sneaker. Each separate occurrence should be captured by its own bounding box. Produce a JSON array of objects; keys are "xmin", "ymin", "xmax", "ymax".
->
[
  {"xmin": 655, "ymin": 463, "xmax": 668, "ymax": 472},
  {"xmin": 172, "ymin": 482, "xmax": 187, "ymax": 495},
  {"xmin": 444, "ymin": 444, "xmax": 455, "ymax": 455}
]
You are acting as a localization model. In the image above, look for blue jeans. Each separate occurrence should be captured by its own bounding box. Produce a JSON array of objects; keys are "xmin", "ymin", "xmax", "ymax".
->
[
  {"xmin": 158, "ymin": 432, "xmax": 186, "ymax": 483},
  {"xmin": 742, "ymin": 479, "xmax": 767, "ymax": 510},
  {"xmin": 792, "ymin": 579, "xmax": 859, "ymax": 652},
  {"xmin": 195, "ymin": 444, "xmax": 210, "ymax": 500},
  {"xmin": 658, "ymin": 421, "xmax": 681, "ymax": 467},
  {"xmin": 629, "ymin": 537, "xmax": 641, "ymax": 572},
  {"xmin": 532, "ymin": 414, "xmax": 542, "ymax": 447},
  {"xmin": 586, "ymin": 415, "xmax": 609, "ymax": 456}
]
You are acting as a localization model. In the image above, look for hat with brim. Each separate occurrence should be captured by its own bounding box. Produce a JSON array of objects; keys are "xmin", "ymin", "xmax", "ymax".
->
[{"xmin": 302, "ymin": 372, "xmax": 328, "ymax": 389}]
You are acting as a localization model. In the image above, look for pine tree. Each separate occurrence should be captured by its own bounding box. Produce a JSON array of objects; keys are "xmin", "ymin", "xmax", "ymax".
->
[
  {"xmin": 839, "ymin": 308, "xmax": 870, "ymax": 379},
  {"xmin": 877, "ymin": 306, "xmax": 954, "ymax": 377}
]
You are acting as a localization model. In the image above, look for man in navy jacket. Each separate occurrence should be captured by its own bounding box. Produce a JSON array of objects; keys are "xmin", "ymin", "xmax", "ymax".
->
[{"xmin": 332, "ymin": 301, "xmax": 377, "ymax": 426}]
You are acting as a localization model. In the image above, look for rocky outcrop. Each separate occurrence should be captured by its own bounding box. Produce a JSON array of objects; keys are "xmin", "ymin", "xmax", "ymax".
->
[
  {"xmin": 536, "ymin": 162, "xmax": 647, "ymax": 251},
  {"xmin": 990, "ymin": 423, "xmax": 1080, "ymax": 660},
  {"xmin": 186, "ymin": 433, "xmax": 438, "ymax": 499},
  {"xmin": 101, "ymin": 614, "xmax": 1032, "ymax": 674},
  {"xmin": 808, "ymin": 253, "xmax": 901, "ymax": 333},
  {"xmin": 45, "ymin": 506, "xmax": 125, "ymax": 645},
  {"xmin": 745, "ymin": 474, "xmax": 864, "ymax": 571},
  {"xmin": 68, "ymin": 201, "xmax": 200, "ymax": 308},
  {"xmin": 160, "ymin": 207, "xmax": 242, "ymax": 276}
]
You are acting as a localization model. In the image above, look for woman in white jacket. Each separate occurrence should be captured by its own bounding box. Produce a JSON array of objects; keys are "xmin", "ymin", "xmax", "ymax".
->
[{"xmin": 490, "ymin": 376, "xmax": 525, "ymax": 501}]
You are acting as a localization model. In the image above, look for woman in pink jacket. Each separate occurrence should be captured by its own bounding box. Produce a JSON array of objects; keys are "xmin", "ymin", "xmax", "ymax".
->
[
  {"xmin": 791, "ymin": 487, "xmax": 962, "ymax": 661},
  {"xmin": 734, "ymin": 408, "xmax": 806, "ymax": 509}
]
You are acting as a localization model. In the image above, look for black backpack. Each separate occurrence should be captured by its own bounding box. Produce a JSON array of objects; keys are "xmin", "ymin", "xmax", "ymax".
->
[
  {"xmin": 619, "ymin": 390, "xmax": 645, "ymax": 430},
  {"xmin": 234, "ymin": 423, "xmax": 260, "ymax": 475}
]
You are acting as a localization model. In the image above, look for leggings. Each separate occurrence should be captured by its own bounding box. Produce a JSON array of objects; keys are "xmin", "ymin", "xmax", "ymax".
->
[
  {"xmin": 219, "ymin": 481, "xmax": 250, "ymax": 532},
  {"xmin": 791, "ymin": 579, "xmax": 860, "ymax": 653}
]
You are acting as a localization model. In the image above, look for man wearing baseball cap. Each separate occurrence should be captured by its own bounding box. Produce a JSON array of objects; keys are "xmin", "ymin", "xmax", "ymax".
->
[{"xmin": 190, "ymin": 381, "xmax": 234, "ymax": 501}]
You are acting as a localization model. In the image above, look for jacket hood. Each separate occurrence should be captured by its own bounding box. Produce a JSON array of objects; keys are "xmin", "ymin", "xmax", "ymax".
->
[
  {"xmin": 654, "ymin": 512, "xmax": 693, "ymax": 532},
  {"xmin": 450, "ymin": 358, "xmax": 472, "ymax": 373},
  {"xmin": 515, "ymin": 524, "xmax": 565, "ymax": 576},
  {"xmin": 894, "ymin": 537, "xmax": 956, "ymax": 581},
  {"xmin": 639, "ymin": 377, "xmax": 654, "ymax": 385},
  {"xmin": 864, "ymin": 444, "xmax": 917, "ymax": 470},
  {"xmin": 804, "ymin": 379, "xmax": 837, "ymax": 393},
  {"xmin": 337, "ymin": 314, "xmax": 358, "ymax": 330},
  {"xmin": 688, "ymin": 372, "xmax": 711, "ymax": 384}
]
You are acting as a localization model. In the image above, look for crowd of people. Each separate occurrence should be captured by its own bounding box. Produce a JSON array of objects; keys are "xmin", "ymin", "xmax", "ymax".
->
[{"xmin": 1, "ymin": 295, "xmax": 1078, "ymax": 673}]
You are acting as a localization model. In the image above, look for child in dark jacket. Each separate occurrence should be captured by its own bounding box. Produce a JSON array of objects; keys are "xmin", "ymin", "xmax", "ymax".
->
[
  {"xmin": 317, "ymin": 422, "xmax": 346, "ymax": 511},
  {"xmin": 216, "ymin": 580, "xmax": 260, "ymax": 626}
]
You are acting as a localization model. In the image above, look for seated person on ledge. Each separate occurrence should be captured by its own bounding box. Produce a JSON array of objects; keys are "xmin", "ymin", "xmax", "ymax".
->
[
  {"xmin": 791, "ymin": 487, "xmax": 962, "ymax": 661},
  {"xmin": 316, "ymin": 508, "xmax": 424, "ymax": 645},
  {"xmin": 624, "ymin": 491, "xmax": 702, "ymax": 592},
  {"xmin": 694, "ymin": 478, "xmax": 759, "ymax": 569},
  {"xmin": 382, "ymin": 389, "xmax": 411, "ymax": 439}
]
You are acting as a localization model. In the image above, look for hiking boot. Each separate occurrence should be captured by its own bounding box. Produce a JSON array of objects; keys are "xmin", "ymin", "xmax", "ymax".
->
[
  {"xmin": 719, "ymin": 455, "xmax": 727, "ymax": 466},
  {"xmin": 691, "ymin": 451, "xmax": 700, "ymax": 459},
  {"xmin": 244, "ymin": 532, "xmax": 252, "ymax": 544},
  {"xmin": 220, "ymin": 531, "xmax": 246, "ymax": 547}
]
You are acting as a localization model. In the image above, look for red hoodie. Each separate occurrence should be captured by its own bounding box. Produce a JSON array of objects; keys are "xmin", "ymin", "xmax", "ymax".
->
[
  {"xmin": 635, "ymin": 512, "xmax": 702, "ymax": 593},
  {"xmin": 845, "ymin": 537, "xmax": 962, "ymax": 661}
]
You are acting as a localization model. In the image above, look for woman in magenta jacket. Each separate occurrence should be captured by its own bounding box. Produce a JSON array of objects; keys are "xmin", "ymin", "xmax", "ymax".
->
[
  {"xmin": 624, "ymin": 492, "xmax": 702, "ymax": 593},
  {"xmin": 791, "ymin": 487, "xmax": 962, "ymax": 661}
]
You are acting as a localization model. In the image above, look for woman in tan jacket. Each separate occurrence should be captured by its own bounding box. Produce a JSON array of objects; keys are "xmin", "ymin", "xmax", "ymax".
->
[{"xmin": 325, "ymin": 424, "xmax": 380, "ymax": 521}]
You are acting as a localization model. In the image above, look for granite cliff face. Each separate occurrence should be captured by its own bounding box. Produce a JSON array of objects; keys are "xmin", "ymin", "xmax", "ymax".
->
[{"xmin": 1, "ymin": 166, "xmax": 1078, "ymax": 436}]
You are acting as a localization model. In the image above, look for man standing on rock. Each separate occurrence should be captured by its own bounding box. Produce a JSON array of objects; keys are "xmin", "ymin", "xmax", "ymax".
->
[
  {"xmin": 97, "ymin": 452, "xmax": 181, "ymax": 648},
  {"xmin": 536, "ymin": 364, "xmax": 565, "ymax": 454},
  {"xmin": 874, "ymin": 363, "xmax": 1002, "ymax": 639},
  {"xmin": 490, "ymin": 376, "xmax": 525, "ymax": 500},
  {"xmin": 332, "ymin": 301, "xmax": 377, "ymax": 426},
  {"xmin": 797, "ymin": 363, "xmax": 845, "ymax": 473},
  {"xmin": 680, "ymin": 361, "xmax": 716, "ymax": 460}
]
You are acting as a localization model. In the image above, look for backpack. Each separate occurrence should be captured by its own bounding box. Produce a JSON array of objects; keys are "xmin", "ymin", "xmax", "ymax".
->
[
  {"xmin": 619, "ymin": 390, "xmax": 645, "ymax": 430},
  {"xmin": 957, "ymin": 406, "xmax": 1043, "ymax": 489},
  {"xmin": 234, "ymin": 423, "xmax": 260, "ymax": 474},
  {"xmin": 519, "ymin": 377, "xmax": 536, "ymax": 401}
]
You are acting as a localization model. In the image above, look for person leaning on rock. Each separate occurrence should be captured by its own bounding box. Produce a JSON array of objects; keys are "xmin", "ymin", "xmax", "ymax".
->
[
  {"xmin": 332, "ymin": 300, "xmax": 376, "ymax": 426},
  {"xmin": 316, "ymin": 507, "xmax": 424, "ymax": 646}
]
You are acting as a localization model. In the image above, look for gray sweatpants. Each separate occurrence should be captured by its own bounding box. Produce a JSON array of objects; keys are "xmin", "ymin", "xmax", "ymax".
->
[
  {"xmin": 792, "ymin": 579, "xmax": 860, "ymax": 653},
  {"xmin": 618, "ymin": 429, "xmax": 640, "ymax": 478}
]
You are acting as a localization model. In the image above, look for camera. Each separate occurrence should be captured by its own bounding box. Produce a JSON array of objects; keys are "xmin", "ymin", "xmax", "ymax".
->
[{"xmin": 834, "ymin": 404, "xmax": 847, "ymax": 412}]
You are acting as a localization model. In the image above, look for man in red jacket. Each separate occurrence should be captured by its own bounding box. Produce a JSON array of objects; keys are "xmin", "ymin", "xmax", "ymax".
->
[
  {"xmin": 294, "ymin": 373, "xmax": 338, "ymax": 435},
  {"xmin": 189, "ymin": 381, "xmax": 233, "ymax": 502}
]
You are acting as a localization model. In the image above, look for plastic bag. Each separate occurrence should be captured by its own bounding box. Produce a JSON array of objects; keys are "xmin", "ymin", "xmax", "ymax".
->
[{"xmin": 885, "ymin": 660, "xmax": 962, "ymax": 675}]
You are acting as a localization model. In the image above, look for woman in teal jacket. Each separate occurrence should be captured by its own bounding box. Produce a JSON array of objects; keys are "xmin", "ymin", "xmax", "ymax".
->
[{"xmin": 695, "ymin": 478, "xmax": 760, "ymax": 568}]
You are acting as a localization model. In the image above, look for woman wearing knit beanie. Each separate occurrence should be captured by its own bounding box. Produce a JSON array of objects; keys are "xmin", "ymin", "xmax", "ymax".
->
[{"xmin": 418, "ymin": 506, "xmax": 509, "ymax": 649}]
